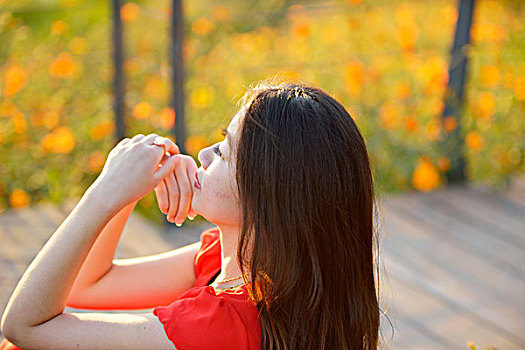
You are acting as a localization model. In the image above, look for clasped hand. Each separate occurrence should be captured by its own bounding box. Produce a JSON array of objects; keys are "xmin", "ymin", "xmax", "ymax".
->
[{"xmin": 89, "ymin": 133, "xmax": 198, "ymax": 225}]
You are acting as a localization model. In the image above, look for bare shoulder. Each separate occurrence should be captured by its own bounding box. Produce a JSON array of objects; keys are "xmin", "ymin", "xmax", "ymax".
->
[{"xmin": 5, "ymin": 312, "xmax": 177, "ymax": 350}]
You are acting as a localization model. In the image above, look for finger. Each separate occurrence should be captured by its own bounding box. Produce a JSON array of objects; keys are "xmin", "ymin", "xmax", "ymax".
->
[
  {"xmin": 131, "ymin": 134, "xmax": 145, "ymax": 143},
  {"xmin": 165, "ymin": 171, "xmax": 180, "ymax": 223},
  {"xmin": 174, "ymin": 159, "xmax": 193, "ymax": 225},
  {"xmin": 154, "ymin": 181, "xmax": 169, "ymax": 214},
  {"xmin": 186, "ymin": 158, "xmax": 199, "ymax": 219},
  {"xmin": 141, "ymin": 133, "xmax": 160, "ymax": 145},
  {"xmin": 153, "ymin": 154, "xmax": 181, "ymax": 182},
  {"xmin": 162, "ymin": 137, "xmax": 180, "ymax": 155},
  {"xmin": 118, "ymin": 137, "xmax": 131, "ymax": 146}
]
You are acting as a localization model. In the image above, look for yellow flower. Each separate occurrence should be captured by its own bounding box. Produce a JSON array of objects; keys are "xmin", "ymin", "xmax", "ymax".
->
[
  {"xmin": 465, "ymin": 131, "xmax": 483, "ymax": 152},
  {"xmin": 190, "ymin": 87, "xmax": 215, "ymax": 109},
  {"xmin": 121, "ymin": 2, "xmax": 140, "ymax": 22},
  {"xmin": 192, "ymin": 18, "xmax": 214, "ymax": 35},
  {"xmin": 3, "ymin": 65, "xmax": 27, "ymax": 97},
  {"xmin": 50, "ymin": 20, "xmax": 69, "ymax": 35},
  {"xmin": 132, "ymin": 102, "xmax": 154, "ymax": 119},
  {"xmin": 10, "ymin": 188, "xmax": 30, "ymax": 208},
  {"xmin": 50, "ymin": 52, "xmax": 79, "ymax": 79},
  {"xmin": 68, "ymin": 37, "xmax": 87, "ymax": 55},
  {"xmin": 412, "ymin": 157, "xmax": 441, "ymax": 192}
]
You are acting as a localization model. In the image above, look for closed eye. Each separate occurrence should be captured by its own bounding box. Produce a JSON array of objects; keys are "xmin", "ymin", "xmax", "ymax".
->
[{"xmin": 212, "ymin": 144, "xmax": 223, "ymax": 158}]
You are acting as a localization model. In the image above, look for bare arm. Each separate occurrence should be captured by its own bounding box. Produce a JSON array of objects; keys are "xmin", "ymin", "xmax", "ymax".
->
[
  {"xmin": 0, "ymin": 133, "xmax": 182, "ymax": 349},
  {"xmin": 70, "ymin": 199, "xmax": 138, "ymax": 292}
]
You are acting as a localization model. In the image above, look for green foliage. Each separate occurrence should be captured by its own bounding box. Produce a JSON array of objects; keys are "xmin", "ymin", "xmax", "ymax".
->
[{"xmin": 0, "ymin": 0, "xmax": 523, "ymax": 224}]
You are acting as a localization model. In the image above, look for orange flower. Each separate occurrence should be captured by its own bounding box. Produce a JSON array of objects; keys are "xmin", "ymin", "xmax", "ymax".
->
[
  {"xmin": 443, "ymin": 115, "xmax": 457, "ymax": 133},
  {"xmin": 395, "ymin": 80, "xmax": 411, "ymax": 100},
  {"xmin": 0, "ymin": 100, "xmax": 17, "ymax": 116},
  {"xmin": 344, "ymin": 61, "xmax": 365, "ymax": 96},
  {"xmin": 50, "ymin": 20, "xmax": 69, "ymax": 35},
  {"xmin": 436, "ymin": 156, "xmax": 450, "ymax": 172},
  {"xmin": 292, "ymin": 21, "xmax": 311, "ymax": 38},
  {"xmin": 465, "ymin": 131, "xmax": 483, "ymax": 152},
  {"xmin": 132, "ymin": 102, "xmax": 154, "ymax": 119},
  {"xmin": 121, "ymin": 2, "xmax": 140, "ymax": 22},
  {"xmin": 41, "ymin": 126, "xmax": 75, "ymax": 154},
  {"xmin": 473, "ymin": 91, "xmax": 495, "ymax": 120},
  {"xmin": 412, "ymin": 157, "xmax": 441, "ymax": 192},
  {"xmin": 50, "ymin": 52, "xmax": 79, "ymax": 79},
  {"xmin": 88, "ymin": 151, "xmax": 106, "ymax": 172},
  {"xmin": 184, "ymin": 135, "xmax": 209, "ymax": 156},
  {"xmin": 144, "ymin": 76, "xmax": 169, "ymax": 100},
  {"xmin": 90, "ymin": 121, "xmax": 115, "ymax": 141},
  {"xmin": 10, "ymin": 188, "xmax": 30, "ymax": 208},
  {"xmin": 514, "ymin": 75, "xmax": 525, "ymax": 101},
  {"xmin": 212, "ymin": 5, "xmax": 231, "ymax": 22},
  {"xmin": 11, "ymin": 111, "xmax": 27, "ymax": 134},
  {"xmin": 480, "ymin": 64, "xmax": 500, "ymax": 87},
  {"xmin": 3, "ymin": 65, "xmax": 27, "ymax": 97},
  {"xmin": 379, "ymin": 101, "xmax": 402, "ymax": 129},
  {"xmin": 404, "ymin": 115, "xmax": 418, "ymax": 132},
  {"xmin": 396, "ymin": 21, "xmax": 419, "ymax": 51},
  {"xmin": 192, "ymin": 18, "xmax": 214, "ymax": 35},
  {"xmin": 159, "ymin": 107, "xmax": 175, "ymax": 130}
]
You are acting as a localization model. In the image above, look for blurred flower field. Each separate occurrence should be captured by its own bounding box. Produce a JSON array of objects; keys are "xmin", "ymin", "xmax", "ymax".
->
[{"xmin": 0, "ymin": 0, "xmax": 523, "ymax": 223}]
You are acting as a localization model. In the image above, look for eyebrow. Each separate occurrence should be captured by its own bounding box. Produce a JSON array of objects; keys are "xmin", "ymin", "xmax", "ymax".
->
[{"xmin": 221, "ymin": 127, "xmax": 234, "ymax": 155}]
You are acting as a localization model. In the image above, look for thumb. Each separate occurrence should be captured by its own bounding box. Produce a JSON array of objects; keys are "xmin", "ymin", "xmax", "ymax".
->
[{"xmin": 154, "ymin": 154, "xmax": 181, "ymax": 180}]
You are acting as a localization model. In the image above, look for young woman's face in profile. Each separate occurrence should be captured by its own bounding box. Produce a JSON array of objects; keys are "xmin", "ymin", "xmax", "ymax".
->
[{"xmin": 191, "ymin": 110, "xmax": 242, "ymax": 226}]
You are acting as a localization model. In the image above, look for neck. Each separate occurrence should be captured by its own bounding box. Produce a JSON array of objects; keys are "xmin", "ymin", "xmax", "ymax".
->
[{"xmin": 213, "ymin": 224, "xmax": 250, "ymax": 288}]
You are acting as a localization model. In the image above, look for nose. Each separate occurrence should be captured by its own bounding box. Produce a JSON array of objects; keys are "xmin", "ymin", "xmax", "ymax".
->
[{"xmin": 197, "ymin": 145, "xmax": 214, "ymax": 170}]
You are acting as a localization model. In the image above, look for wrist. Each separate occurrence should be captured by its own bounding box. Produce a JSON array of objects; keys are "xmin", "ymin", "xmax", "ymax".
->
[{"xmin": 84, "ymin": 182, "xmax": 123, "ymax": 219}]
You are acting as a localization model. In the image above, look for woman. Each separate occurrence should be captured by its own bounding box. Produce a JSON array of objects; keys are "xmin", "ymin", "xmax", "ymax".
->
[{"xmin": 1, "ymin": 79, "xmax": 382, "ymax": 349}]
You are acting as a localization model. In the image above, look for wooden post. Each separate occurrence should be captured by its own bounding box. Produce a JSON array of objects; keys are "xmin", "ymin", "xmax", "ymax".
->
[
  {"xmin": 441, "ymin": 0, "xmax": 476, "ymax": 183},
  {"xmin": 171, "ymin": 0, "xmax": 187, "ymax": 153},
  {"xmin": 112, "ymin": 0, "xmax": 126, "ymax": 144}
]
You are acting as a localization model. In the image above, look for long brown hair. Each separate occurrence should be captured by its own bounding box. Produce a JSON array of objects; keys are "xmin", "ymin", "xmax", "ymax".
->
[{"xmin": 234, "ymin": 78, "xmax": 381, "ymax": 349}]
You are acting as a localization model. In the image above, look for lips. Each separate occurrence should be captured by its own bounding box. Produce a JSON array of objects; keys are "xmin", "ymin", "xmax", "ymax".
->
[{"xmin": 194, "ymin": 173, "xmax": 201, "ymax": 189}]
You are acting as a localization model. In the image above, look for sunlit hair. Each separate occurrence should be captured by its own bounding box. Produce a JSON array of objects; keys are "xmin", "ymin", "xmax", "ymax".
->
[{"xmin": 233, "ymin": 77, "xmax": 386, "ymax": 349}]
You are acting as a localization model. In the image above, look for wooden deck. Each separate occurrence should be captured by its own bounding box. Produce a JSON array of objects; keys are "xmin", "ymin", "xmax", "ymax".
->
[{"xmin": 1, "ymin": 178, "xmax": 524, "ymax": 349}]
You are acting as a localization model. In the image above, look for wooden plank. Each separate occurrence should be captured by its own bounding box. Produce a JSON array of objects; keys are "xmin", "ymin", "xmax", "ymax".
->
[
  {"xmin": 381, "ymin": 206, "xmax": 525, "ymax": 344},
  {"xmin": 388, "ymin": 191, "xmax": 525, "ymax": 281},
  {"xmin": 431, "ymin": 187, "xmax": 525, "ymax": 246},
  {"xmin": 384, "ymin": 265, "xmax": 523, "ymax": 350}
]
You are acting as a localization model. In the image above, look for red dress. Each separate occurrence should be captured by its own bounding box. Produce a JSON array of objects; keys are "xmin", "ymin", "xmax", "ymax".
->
[{"xmin": 0, "ymin": 227, "xmax": 262, "ymax": 350}]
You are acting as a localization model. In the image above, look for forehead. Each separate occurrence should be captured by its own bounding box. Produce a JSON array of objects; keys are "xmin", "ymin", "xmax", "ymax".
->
[{"xmin": 227, "ymin": 110, "xmax": 243, "ymax": 135}]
